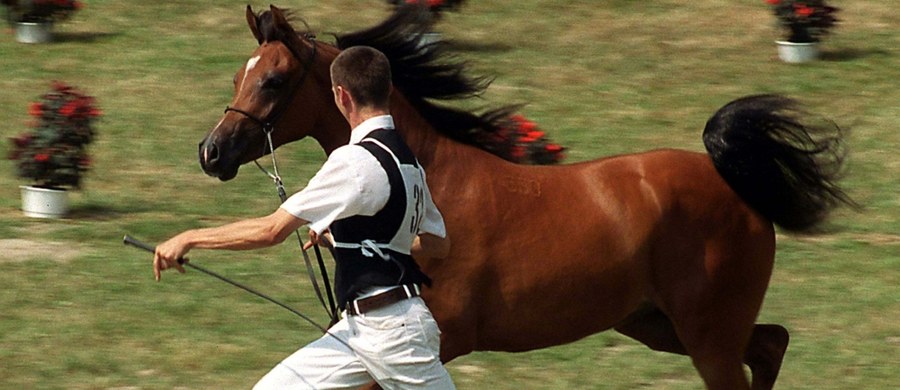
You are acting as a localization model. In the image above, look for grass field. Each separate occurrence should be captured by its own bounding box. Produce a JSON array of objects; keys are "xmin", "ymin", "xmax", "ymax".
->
[{"xmin": 1, "ymin": 0, "xmax": 897, "ymax": 388}]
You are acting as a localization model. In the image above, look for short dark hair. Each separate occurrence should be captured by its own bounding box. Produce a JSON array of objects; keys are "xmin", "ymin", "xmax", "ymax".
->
[{"xmin": 330, "ymin": 46, "xmax": 392, "ymax": 109}]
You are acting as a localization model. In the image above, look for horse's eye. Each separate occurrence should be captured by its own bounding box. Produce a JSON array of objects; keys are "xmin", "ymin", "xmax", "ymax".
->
[{"xmin": 262, "ymin": 75, "xmax": 287, "ymax": 90}]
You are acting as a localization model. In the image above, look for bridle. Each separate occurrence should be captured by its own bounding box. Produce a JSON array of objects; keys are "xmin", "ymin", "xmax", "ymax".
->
[
  {"xmin": 224, "ymin": 33, "xmax": 319, "ymax": 186},
  {"xmin": 222, "ymin": 35, "xmax": 340, "ymax": 326},
  {"xmin": 224, "ymin": 33, "xmax": 318, "ymax": 134}
]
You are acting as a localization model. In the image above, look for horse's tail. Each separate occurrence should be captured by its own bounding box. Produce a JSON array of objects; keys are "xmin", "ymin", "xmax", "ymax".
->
[{"xmin": 702, "ymin": 94, "xmax": 854, "ymax": 232}]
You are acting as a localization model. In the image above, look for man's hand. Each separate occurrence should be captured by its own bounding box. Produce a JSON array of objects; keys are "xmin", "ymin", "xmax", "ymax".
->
[
  {"xmin": 303, "ymin": 229, "xmax": 333, "ymax": 251},
  {"xmin": 153, "ymin": 235, "xmax": 189, "ymax": 281}
]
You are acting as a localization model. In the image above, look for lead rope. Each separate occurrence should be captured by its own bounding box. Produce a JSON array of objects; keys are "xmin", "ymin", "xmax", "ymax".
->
[{"xmin": 255, "ymin": 128, "xmax": 340, "ymax": 327}]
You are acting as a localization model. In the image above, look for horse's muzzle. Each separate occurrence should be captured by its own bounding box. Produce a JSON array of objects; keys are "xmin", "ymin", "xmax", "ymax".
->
[{"xmin": 198, "ymin": 135, "xmax": 240, "ymax": 181}]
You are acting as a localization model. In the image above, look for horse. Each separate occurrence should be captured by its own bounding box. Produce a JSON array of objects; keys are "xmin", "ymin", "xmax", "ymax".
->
[{"xmin": 197, "ymin": 5, "xmax": 852, "ymax": 389}]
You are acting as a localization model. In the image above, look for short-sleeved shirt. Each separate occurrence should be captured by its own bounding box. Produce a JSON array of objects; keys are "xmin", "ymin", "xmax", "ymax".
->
[{"xmin": 280, "ymin": 115, "xmax": 446, "ymax": 249}]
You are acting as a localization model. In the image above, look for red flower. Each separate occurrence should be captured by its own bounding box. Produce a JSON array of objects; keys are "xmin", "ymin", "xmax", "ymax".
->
[
  {"xmin": 518, "ymin": 120, "xmax": 537, "ymax": 133},
  {"xmin": 526, "ymin": 130, "xmax": 544, "ymax": 140},
  {"xmin": 59, "ymin": 102, "xmax": 77, "ymax": 117},
  {"xmin": 765, "ymin": 0, "xmax": 780, "ymax": 4},
  {"xmin": 34, "ymin": 153, "xmax": 50, "ymax": 163},
  {"xmin": 406, "ymin": 0, "xmax": 444, "ymax": 7},
  {"xmin": 795, "ymin": 6, "xmax": 814, "ymax": 17},
  {"xmin": 28, "ymin": 102, "xmax": 43, "ymax": 117},
  {"xmin": 510, "ymin": 146, "xmax": 525, "ymax": 159},
  {"xmin": 88, "ymin": 107, "xmax": 102, "ymax": 117},
  {"xmin": 545, "ymin": 144, "xmax": 563, "ymax": 153}
]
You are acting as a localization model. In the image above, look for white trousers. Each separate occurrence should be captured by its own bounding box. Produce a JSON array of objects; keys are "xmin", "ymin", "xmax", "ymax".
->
[{"xmin": 253, "ymin": 297, "xmax": 455, "ymax": 390}]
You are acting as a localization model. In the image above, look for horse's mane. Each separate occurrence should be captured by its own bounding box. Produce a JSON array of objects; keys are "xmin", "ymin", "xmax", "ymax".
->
[
  {"xmin": 257, "ymin": 6, "xmax": 561, "ymax": 164},
  {"xmin": 335, "ymin": 6, "xmax": 517, "ymax": 155}
]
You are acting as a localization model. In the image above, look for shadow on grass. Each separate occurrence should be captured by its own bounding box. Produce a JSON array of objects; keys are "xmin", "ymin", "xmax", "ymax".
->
[
  {"xmin": 820, "ymin": 47, "xmax": 891, "ymax": 62},
  {"xmin": 67, "ymin": 199, "xmax": 156, "ymax": 221},
  {"xmin": 53, "ymin": 31, "xmax": 119, "ymax": 44}
]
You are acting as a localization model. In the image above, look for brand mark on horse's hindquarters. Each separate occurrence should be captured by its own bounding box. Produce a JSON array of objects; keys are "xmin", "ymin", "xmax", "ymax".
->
[{"xmin": 500, "ymin": 176, "xmax": 541, "ymax": 197}]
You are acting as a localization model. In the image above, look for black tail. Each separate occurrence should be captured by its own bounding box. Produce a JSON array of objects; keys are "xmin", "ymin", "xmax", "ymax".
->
[{"xmin": 703, "ymin": 94, "xmax": 854, "ymax": 232}]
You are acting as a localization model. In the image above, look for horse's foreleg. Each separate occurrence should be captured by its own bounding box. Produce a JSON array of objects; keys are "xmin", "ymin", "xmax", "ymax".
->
[{"xmin": 744, "ymin": 324, "xmax": 790, "ymax": 390}]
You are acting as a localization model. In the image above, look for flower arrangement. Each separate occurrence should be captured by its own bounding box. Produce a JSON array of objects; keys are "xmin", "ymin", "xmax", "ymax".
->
[
  {"xmin": 484, "ymin": 115, "xmax": 565, "ymax": 165},
  {"xmin": 765, "ymin": 0, "xmax": 839, "ymax": 43},
  {"xmin": 2, "ymin": 0, "xmax": 82, "ymax": 24},
  {"xmin": 8, "ymin": 82, "xmax": 100, "ymax": 189}
]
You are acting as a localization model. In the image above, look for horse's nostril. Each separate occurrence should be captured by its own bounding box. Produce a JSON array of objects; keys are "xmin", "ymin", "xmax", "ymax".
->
[
  {"xmin": 199, "ymin": 140, "xmax": 220, "ymax": 166},
  {"xmin": 207, "ymin": 143, "xmax": 219, "ymax": 162}
]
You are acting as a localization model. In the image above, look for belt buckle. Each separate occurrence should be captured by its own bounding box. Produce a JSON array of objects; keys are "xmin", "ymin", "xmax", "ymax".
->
[
  {"xmin": 349, "ymin": 284, "xmax": 419, "ymax": 316},
  {"xmin": 401, "ymin": 283, "xmax": 421, "ymax": 298},
  {"xmin": 352, "ymin": 299, "xmax": 362, "ymax": 316}
]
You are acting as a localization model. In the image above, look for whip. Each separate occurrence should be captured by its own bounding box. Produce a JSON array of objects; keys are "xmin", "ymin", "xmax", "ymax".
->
[{"xmin": 123, "ymin": 234, "xmax": 336, "ymax": 337}]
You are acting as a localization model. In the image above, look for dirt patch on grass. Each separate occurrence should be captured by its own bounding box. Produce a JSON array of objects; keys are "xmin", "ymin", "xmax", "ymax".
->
[{"xmin": 0, "ymin": 239, "xmax": 81, "ymax": 263}]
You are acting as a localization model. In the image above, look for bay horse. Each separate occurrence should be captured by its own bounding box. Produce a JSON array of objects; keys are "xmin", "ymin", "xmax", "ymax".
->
[{"xmin": 197, "ymin": 6, "xmax": 851, "ymax": 389}]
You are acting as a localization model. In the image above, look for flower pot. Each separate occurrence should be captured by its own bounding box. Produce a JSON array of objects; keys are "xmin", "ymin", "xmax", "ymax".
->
[
  {"xmin": 20, "ymin": 185, "xmax": 69, "ymax": 218},
  {"xmin": 776, "ymin": 40, "xmax": 819, "ymax": 63},
  {"xmin": 15, "ymin": 21, "xmax": 54, "ymax": 44}
]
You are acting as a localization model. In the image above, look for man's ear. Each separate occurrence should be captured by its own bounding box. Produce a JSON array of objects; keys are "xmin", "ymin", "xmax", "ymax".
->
[{"xmin": 335, "ymin": 86, "xmax": 354, "ymax": 112}]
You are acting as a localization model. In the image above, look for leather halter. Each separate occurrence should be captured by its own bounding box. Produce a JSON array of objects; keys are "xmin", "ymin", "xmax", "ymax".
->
[{"xmin": 223, "ymin": 33, "xmax": 318, "ymax": 138}]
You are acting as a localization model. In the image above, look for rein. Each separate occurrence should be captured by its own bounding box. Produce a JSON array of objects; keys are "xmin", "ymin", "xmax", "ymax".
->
[{"xmin": 223, "ymin": 35, "xmax": 340, "ymax": 326}]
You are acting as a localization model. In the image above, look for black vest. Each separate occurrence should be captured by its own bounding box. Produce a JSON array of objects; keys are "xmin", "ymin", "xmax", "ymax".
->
[{"xmin": 330, "ymin": 129, "xmax": 432, "ymax": 309}]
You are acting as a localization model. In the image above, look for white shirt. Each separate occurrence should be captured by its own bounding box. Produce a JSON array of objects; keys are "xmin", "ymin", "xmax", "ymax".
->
[{"xmin": 280, "ymin": 115, "xmax": 446, "ymax": 240}]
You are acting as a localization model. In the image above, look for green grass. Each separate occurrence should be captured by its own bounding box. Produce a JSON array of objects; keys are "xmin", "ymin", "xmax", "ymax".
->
[{"xmin": 1, "ymin": 0, "xmax": 897, "ymax": 388}]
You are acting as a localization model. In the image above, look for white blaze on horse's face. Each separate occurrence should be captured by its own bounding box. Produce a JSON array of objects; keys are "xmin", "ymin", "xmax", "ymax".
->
[{"xmin": 239, "ymin": 55, "xmax": 261, "ymax": 93}]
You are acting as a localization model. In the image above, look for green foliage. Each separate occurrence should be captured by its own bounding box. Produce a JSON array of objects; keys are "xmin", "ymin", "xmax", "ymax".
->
[
  {"xmin": 3, "ymin": 0, "xmax": 82, "ymax": 24},
  {"xmin": 7, "ymin": 81, "xmax": 99, "ymax": 189},
  {"xmin": 765, "ymin": 0, "xmax": 840, "ymax": 42}
]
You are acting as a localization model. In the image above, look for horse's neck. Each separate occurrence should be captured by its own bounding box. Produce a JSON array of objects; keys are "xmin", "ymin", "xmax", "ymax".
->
[
  {"xmin": 309, "ymin": 91, "xmax": 471, "ymax": 171},
  {"xmin": 389, "ymin": 94, "xmax": 457, "ymax": 169}
]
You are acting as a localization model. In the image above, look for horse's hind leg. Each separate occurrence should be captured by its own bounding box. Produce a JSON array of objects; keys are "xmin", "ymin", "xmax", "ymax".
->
[
  {"xmin": 744, "ymin": 324, "xmax": 790, "ymax": 390},
  {"xmin": 615, "ymin": 305, "xmax": 687, "ymax": 355},
  {"xmin": 615, "ymin": 305, "xmax": 750, "ymax": 389}
]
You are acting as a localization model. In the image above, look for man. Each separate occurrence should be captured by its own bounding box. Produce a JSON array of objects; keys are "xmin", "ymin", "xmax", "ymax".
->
[{"xmin": 154, "ymin": 46, "xmax": 455, "ymax": 389}]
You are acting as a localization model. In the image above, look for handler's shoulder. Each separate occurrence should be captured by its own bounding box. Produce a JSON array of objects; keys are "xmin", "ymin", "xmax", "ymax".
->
[{"xmin": 330, "ymin": 144, "xmax": 367, "ymax": 158}]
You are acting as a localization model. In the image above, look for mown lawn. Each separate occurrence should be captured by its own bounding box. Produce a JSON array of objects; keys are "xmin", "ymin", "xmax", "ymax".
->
[{"xmin": 0, "ymin": 0, "xmax": 897, "ymax": 388}]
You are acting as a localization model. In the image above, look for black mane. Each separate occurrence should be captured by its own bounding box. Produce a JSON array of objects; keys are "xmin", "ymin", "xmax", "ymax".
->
[
  {"xmin": 257, "ymin": 5, "xmax": 561, "ymax": 164},
  {"xmin": 335, "ymin": 5, "xmax": 516, "ymax": 152}
]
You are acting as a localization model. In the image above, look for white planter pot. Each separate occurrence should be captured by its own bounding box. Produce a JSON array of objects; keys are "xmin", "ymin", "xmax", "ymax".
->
[
  {"xmin": 20, "ymin": 185, "xmax": 69, "ymax": 218},
  {"xmin": 15, "ymin": 21, "xmax": 54, "ymax": 44},
  {"xmin": 776, "ymin": 41, "xmax": 819, "ymax": 63}
]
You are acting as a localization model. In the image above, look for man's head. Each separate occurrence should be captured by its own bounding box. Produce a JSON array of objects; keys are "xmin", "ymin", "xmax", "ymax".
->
[{"xmin": 330, "ymin": 46, "xmax": 392, "ymax": 116}]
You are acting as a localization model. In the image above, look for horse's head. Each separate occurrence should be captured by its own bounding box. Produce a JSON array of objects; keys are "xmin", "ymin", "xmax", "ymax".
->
[{"xmin": 198, "ymin": 5, "xmax": 343, "ymax": 181}]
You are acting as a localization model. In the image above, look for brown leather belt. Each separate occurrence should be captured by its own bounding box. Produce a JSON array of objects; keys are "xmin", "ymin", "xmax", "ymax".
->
[{"xmin": 346, "ymin": 284, "xmax": 421, "ymax": 316}]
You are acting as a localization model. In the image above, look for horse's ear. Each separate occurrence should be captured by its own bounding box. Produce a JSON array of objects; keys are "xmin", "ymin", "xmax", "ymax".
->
[
  {"xmin": 246, "ymin": 5, "xmax": 263, "ymax": 44},
  {"xmin": 269, "ymin": 4, "xmax": 296, "ymax": 36}
]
